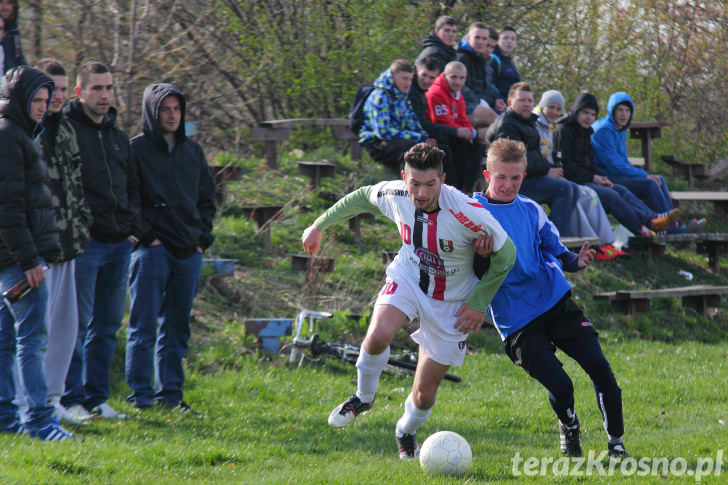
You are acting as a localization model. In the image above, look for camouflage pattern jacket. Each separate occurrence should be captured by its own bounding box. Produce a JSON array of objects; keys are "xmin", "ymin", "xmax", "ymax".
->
[{"xmin": 39, "ymin": 113, "xmax": 93, "ymax": 262}]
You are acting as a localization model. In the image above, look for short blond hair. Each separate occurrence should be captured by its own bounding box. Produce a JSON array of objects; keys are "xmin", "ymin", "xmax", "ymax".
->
[{"xmin": 486, "ymin": 138, "xmax": 527, "ymax": 171}]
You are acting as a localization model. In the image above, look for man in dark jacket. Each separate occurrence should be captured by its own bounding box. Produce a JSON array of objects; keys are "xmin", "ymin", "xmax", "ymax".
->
[
  {"xmin": 415, "ymin": 16, "xmax": 458, "ymax": 71},
  {"xmin": 34, "ymin": 59, "xmax": 94, "ymax": 426},
  {"xmin": 0, "ymin": 65, "xmax": 74, "ymax": 441},
  {"xmin": 125, "ymin": 83, "xmax": 216, "ymax": 412},
  {"xmin": 486, "ymin": 82, "xmax": 578, "ymax": 236},
  {"xmin": 555, "ymin": 93, "xmax": 682, "ymax": 237},
  {"xmin": 456, "ymin": 22, "xmax": 500, "ymax": 124},
  {"xmin": 61, "ymin": 61, "xmax": 140, "ymax": 421}
]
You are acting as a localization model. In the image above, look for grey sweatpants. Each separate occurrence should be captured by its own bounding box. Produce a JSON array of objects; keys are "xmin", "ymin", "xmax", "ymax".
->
[{"xmin": 44, "ymin": 260, "xmax": 79, "ymax": 401}]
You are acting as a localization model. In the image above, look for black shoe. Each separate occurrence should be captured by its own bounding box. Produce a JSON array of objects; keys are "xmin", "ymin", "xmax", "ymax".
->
[
  {"xmin": 608, "ymin": 441, "xmax": 630, "ymax": 459},
  {"xmin": 396, "ymin": 432, "xmax": 420, "ymax": 459},
  {"xmin": 559, "ymin": 419, "xmax": 582, "ymax": 457},
  {"xmin": 156, "ymin": 399, "xmax": 201, "ymax": 417},
  {"xmin": 328, "ymin": 394, "xmax": 375, "ymax": 428}
]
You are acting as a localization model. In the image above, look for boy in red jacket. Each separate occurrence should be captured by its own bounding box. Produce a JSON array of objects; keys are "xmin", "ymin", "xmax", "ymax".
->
[{"xmin": 426, "ymin": 61, "xmax": 483, "ymax": 192}]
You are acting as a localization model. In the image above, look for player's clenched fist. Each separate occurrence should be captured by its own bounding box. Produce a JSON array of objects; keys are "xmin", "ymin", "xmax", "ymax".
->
[{"xmin": 301, "ymin": 225, "xmax": 323, "ymax": 256}]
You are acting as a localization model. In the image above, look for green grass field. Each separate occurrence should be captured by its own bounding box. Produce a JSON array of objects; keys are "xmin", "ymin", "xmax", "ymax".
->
[
  {"xmin": 1, "ymin": 332, "xmax": 726, "ymax": 484},
  {"xmin": 2, "ymin": 147, "xmax": 726, "ymax": 483}
]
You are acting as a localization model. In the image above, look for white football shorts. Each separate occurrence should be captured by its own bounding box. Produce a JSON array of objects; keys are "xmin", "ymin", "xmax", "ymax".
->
[{"xmin": 375, "ymin": 268, "xmax": 469, "ymax": 367}]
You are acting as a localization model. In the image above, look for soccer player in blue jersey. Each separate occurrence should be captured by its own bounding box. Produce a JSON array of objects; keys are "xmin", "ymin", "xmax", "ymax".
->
[
  {"xmin": 472, "ymin": 138, "xmax": 628, "ymax": 459},
  {"xmin": 301, "ymin": 142, "xmax": 515, "ymax": 459}
]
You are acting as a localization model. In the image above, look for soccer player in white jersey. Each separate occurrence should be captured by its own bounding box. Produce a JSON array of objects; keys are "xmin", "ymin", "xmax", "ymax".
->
[
  {"xmin": 301, "ymin": 142, "xmax": 515, "ymax": 459},
  {"xmin": 472, "ymin": 138, "xmax": 628, "ymax": 459}
]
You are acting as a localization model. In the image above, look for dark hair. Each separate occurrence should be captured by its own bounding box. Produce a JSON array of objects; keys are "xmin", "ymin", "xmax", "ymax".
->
[
  {"xmin": 77, "ymin": 61, "xmax": 111, "ymax": 89},
  {"xmin": 390, "ymin": 59, "xmax": 414, "ymax": 75},
  {"xmin": 507, "ymin": 81, "xmax": 532, "ymax": 100},
  {"xmin": 415, "ymin": 56, "xmax": 441, "ymax": 73},
  {"xmin": 435, "ymin": 16, "xmax": 457, "ymax": 31},
  {"xmin": 403, "ymin": 143, "xmax": 444, "ymax": 176},
  {"xmin": 35, "ymin": 58, "xmax": 67, "ymax": 77},
  {"xmin": 499, "ymin": 25, "xmax": 516, "ymax": 35}
]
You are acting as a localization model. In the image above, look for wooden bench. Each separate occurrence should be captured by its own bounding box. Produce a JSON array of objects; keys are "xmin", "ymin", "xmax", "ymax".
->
[
  {"xmin": 241, "ymin": 206, "xmax": 284, "ymax": 250},
  {"xmin": 244, "ymin": 318, "xmax": 293, "ymax": 353},
  {"xmin": 670, "ymin": 191, "xmax": 728, "ymax": 220},
  {"xmin": 627, "ymin": 233, "xmax": 728, "ymax": 272},
  {"xmin": 251, "ymin": 118, "xmax": 360, "ymax": 169},
  {"xmin": 661, "ymin": 155, "xmax": 708, "ymax": 187},
  {"xmin": 629, "ymin": 121, "xmax": 667, "ymax": 172},
  {"xmin": 210, "ymin": 165, "xmax": 243, "ymax": 205},
  {"xmin": 560, "ymin": 237, "xmax": 601, "ymax": 250},
  {"xmin": 297, "ymin": 161, "xmax": 336, "ymax": 189},
  {"xmin": 290, "ymin": 254, "xmax": 335, "ymax": 272},
  {"xmin": 594, "ymin": 285, "xmax": 728, "ymax": 316}
]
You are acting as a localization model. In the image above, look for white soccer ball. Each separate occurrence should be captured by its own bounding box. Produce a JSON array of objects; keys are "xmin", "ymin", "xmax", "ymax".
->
[{"xmin": 419, "ymin": 430, "xmax": 472, "ymax": 476}]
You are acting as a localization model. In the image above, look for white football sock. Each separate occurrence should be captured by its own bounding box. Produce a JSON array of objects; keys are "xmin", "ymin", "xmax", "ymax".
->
[
  {"xmin": 355, "ymin": 346, "xmax": 390, "ymax": 403},
  {"xmin": 396, "ymin": 392, "xmax": 432, "ymax": 437}
]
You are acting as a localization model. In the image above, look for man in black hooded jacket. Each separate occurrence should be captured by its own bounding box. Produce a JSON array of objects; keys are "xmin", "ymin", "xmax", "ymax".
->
[
  {"xmin": 0, "ymin": 66, "xmax": 74, "ymax": 441},
  {"xmin": 125, "ymin": 83, "xmax": 216, "ymax": 412}
]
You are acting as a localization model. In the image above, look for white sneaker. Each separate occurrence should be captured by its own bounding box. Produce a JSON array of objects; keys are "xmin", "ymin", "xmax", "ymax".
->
[
  {"xmin": 65, "ymin": 404, "xmax": 95, "ymax": 422},
  {"xmin": 90, "ymin": 402, "xmax": 127, "ymax": 420},
  {"xmin": 54, "ymin": 402, "xmax": 89, "ymax": 426}
]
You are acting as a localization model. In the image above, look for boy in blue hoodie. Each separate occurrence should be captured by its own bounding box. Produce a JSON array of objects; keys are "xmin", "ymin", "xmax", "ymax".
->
[{"xmin": 591, "ymin": 92, "xmax": 675, "ymax": 216}]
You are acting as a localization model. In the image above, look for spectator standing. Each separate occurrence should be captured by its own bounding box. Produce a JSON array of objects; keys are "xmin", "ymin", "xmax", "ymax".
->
[
  {"xmin": 415, "ymin": 16, "xmax": 458, "ymax": 73},
  {"xmin": 61, "ymin": 62, "xmax": 140, "ymax": 421},
  {"xmin": 34, "ymin": 59, "xmax": 93, "ymax": 425},
  {"xmin": 125, "ymin": 83, "xmax": 216, "ymax": 412},
  {"xmin": 456, "ymin": 22, "xmax": 500, "ymax": 124},
  {"xmin": 0, "ymin": 65, "xmax": 73, "ymax": 441}
]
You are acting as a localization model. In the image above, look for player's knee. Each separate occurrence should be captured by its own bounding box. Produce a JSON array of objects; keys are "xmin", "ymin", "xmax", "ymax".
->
[
  {"xmin": 412, "ymin": 388, "xmax": 436, "ymax": 410},
  {"xmin": 549, "ymin": 375, "xmax": 574, "ymax": 402},
  {"xmin": 363, "ymin": 331, "xmax": 391, "ymax": 354}
]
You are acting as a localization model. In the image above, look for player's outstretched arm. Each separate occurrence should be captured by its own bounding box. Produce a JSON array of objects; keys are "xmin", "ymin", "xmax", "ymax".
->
[{"xmin": 301, "ymin": 226, "xmax": 323, "ymax": 256}]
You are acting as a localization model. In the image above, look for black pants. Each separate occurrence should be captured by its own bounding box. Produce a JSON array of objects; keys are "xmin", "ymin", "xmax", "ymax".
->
[
  {"xmin": 445, "ymin": 136, "xmax": 482, "ymax": 193},
  {"xmin": 366, "ymin": 139, "xmax": 419, "ymax": 172},
  {"xmin": 505, "ymin": 295, "xmax": 624, "ymax": 438}
]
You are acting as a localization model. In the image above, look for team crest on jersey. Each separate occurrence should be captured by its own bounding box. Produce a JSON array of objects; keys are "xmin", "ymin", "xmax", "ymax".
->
[
  {"xmin": 439, "ymin": 239, "xmax": 454, "ymax": 253},
  {"xmin": 458, "ymin": 341, "xmax": 466, "ymax": 351},
  {"xmin": 581, "ymin": 321, "xmax": 593, "ymax": 327},
  {"xmin": 415, "ymin": 247, "xmax": 442, "ymax": 267}
]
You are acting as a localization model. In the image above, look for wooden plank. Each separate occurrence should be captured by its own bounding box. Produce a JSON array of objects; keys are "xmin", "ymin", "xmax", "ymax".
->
[
  {"xmin": 260, "ymin": 118, "xmax": 349, "ymax": 128},
  {"xmin": 251, "ymin": 126, "xmax": 291, "ymax": 141},
  {"xmin": 670, "ymin": 191, "xmax": 728, "ymax": 201},
  {"xmin": 707, "ymin": 158, "xmax": 728, "ymax": 181},
  {"xmin": 614, "ymin": 285, "xmax": 728, "ymax": 299},
  {"xmin": 560, "ymin": 236, "xmax": 601, "ymax": 250}
]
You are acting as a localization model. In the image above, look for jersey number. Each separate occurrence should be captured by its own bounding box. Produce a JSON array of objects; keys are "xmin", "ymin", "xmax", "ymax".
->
[
  {"xmin": 381, "ymin": 281, "xmax": 398, "ymax": 295},
  {"xmin": 399, "ymin": 222, "xmax": 411, "ymax": 244}
]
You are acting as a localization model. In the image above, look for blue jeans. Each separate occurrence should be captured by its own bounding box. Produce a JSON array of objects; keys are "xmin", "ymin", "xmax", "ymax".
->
[
  {"xmin": 0, "ymin": 265, "xmax": 54, "ymax": 432},
  {"xmin": 520, "ymin": 176, "xmax": 579, "ymax": 236},
  {"xmin": 607, "ymin": 175, "xmax": 674, "ymax": 214},
  {"xmin": 62, "ymin": 238, "xmax": 131, "ymax": 409},
  {"xmin": 587, "ymin": 183, "xmax": 654, "ymax": 234},
  {"xmin": 126, "ymin": 245, "xmax": 201, "ymax": 407}
]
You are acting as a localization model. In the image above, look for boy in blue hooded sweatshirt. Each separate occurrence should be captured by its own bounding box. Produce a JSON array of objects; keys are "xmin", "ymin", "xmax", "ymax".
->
[{"xmin": 591, "ymin": 92, "xmax": 690, "ymax": 226}]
